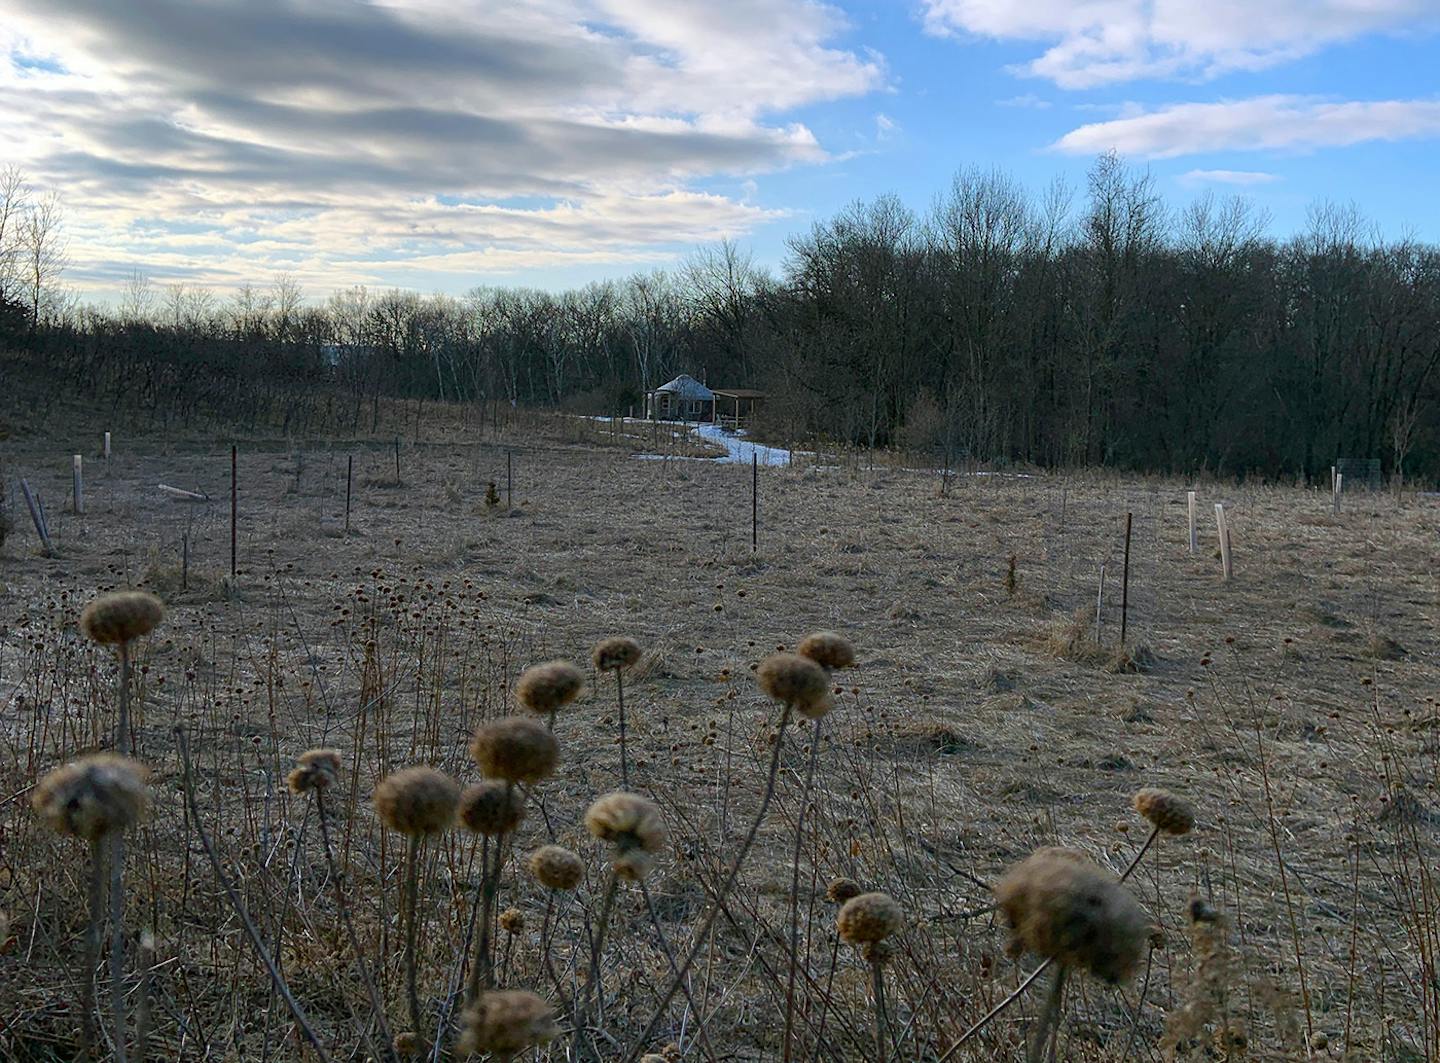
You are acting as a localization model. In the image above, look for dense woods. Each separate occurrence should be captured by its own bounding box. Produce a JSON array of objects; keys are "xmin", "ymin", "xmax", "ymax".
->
[{"xmin": 5, "ymin": 154, "xmax": 1440, "ymax": 481}]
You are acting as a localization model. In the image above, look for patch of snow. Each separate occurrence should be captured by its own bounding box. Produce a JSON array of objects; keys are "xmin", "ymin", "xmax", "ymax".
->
[{"xmin": 692, "ymin": 423, "xmax": 791, "ymax": 467}]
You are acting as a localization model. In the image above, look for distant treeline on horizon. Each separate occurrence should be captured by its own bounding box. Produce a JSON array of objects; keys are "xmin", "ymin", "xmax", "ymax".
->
[{"xmin": 3, "ymin": 153, "xmax": 1438, "ymax": 482}]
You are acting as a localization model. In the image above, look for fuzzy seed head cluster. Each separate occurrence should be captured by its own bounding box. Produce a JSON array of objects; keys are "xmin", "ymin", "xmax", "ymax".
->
[
  {"xmin": 499, "ymin": 907, "xmax": 525, "ymax": 933},
  {"xmin": 798, "ymin": 631, "xmax": 855, "ymax": 671},
  {"xmin": 826, "ymin": 877, "xmax": 864, "ymax": 904},
  {"xmin": 286, "ymin": 748, "xmax": 342, "ymax": 794},
  {"xmin": 586, "ymin": 791, "xmax": 666, "ymax": 880},
  {"xmin": 837, "ymin": 891, "xmax": 903, "ymax": 944},
  {"xmin": 373, "ymin": 766, "xmax": 459, "ymax": 835},
  {"xmin": 470, "ymin": 717, "xmax": 559, "ymax": 784},
  {"xmin": 80, "ymin": 591, "xmax": 165, "ymax": 646},
  {"xmin": 527, "ymin": 845, "xmax": 585, "ymax": 890},
  {"xmin": 515, "ymin": 660, "xmax": 584, "ymax": 714},
  {"xmin": 458, "ymin": 990, "xmax": 559, "ymax": 1059},
  {"xmin": 32, "ymin": 754, "xmax": 150, "ymax": 841},
  {"xmin": 1132, "ymin": 787, "xmax": 1195, "ymax": 835},
  {"xmin": 592, "ymin": 636, "xmax": 642, "ymax": 672},
  {"xmin": 757, "ymin": 652, "xmax": 833, "ymax": 719},
  {"xmin": 459, "ymin": 780, "xmax": 526, "ymax": 835},
  {"xmin": 995, "ymin": 847, "xmax": 1147, "ymax": 983},
  {"xmin": 392, "ymin": 1032, "xmax": 422, "ymax": 1058}
]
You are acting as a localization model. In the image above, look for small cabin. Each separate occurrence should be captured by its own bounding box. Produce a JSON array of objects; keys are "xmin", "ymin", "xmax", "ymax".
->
[{"xmin": 645, "ymin": 374, "xmax": 714, "ymax": 421}]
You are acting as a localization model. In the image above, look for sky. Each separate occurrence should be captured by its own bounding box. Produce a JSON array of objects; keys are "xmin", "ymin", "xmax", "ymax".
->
[{"xmin": 3, "ymin": 0, "xmax": 1440, "ymax": 301}]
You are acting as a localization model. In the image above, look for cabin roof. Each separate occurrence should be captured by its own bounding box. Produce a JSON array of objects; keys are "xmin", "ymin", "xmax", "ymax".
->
[{"xmin": 652, "ymin": 374, "xmax": 714, "ymax": 400}]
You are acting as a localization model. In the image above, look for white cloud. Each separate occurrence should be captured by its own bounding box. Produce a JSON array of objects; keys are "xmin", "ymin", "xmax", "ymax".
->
[
  {"xmin": 875, "ymin": 112, "xmax": 898, "ymax": 139},
  {"xmin": 921, "ymin": 0, "xmax": 1438, "ymax": 88},
  {"xmin": 1053, "ymin": 96, "xmax": 1440, "ymax": 157},
  {"xmin": 996, "ymin": 93, "xmax": 1052, "ymax": 109},
  {"xmin": 1179, "ymin": 169, "xmax": 1280, "ymax": 186},
  {"xmin": 0, "ymin": 0, "xmax": 884, "ymax": 294}
]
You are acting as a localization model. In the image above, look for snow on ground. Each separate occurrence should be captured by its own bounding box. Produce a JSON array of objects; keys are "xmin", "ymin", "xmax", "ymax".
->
[{"xmin": 691, "ymin": 423, "xmax": 791, "ymax": 466}]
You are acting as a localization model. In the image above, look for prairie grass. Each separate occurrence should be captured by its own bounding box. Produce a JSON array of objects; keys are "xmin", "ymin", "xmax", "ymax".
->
[{"xmin": 0, "ymin": 411, "xmax": 1436, "ymax": 1060}]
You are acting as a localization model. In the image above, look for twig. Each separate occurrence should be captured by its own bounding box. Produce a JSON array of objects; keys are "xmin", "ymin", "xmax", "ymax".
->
[
  {"xmin": 783, "ymin": 719, "xmax": 822, "ymax": 1061},
  {"xmin": 315, "ymin": 790, "xmax": 397, "ymax": 1062},
  {"xmin": 107, "ymin": 832, "xmax": 129, "ymax": 1063},
  {"xmin": 175, "ymin": 727, "xmax": 332, "ymax": 1061},
  {"xmin": 621, "ymin": 704, "xmax": 793, "ymax": 1063}
]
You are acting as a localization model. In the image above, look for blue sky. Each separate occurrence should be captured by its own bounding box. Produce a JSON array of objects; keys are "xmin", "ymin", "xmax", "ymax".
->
[{"xmin": 3, "ymin": 1, "xmax": 1439, "ymax": 300}]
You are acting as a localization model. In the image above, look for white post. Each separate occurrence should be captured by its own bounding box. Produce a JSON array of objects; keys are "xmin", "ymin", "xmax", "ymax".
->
[
  {"xmin": 1214, "ymin": 504, "xmax": 1232, "ymax": 581},
  {"xmin": 1333, "ymin": 472, "xmax": 1343, "ymax": 515},
  {"xmin": 1187, "ymin": 490, "xmax": 1197, "ymax": 554},
  {"xmin": 103, "ymin": 431, "xmax": 111, "ymax": 462},
  {"xmin": 72, "ymin": 455, "xmax": 84, "ymax": 515},
  {"xmin": 1330, "ymin": 465, "xmax": 1336, "ymax": 492}
]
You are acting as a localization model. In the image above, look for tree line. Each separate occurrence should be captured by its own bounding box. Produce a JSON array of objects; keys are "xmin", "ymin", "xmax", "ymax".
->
[{"xmin": 4, "ymin": 155, "xmax": 1439, "ymax": 481}]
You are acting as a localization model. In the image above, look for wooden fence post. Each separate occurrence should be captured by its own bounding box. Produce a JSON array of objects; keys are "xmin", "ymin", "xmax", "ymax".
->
[
  {"xmin": 1333, "ymin": 473, "xmax": 1343, "ymax": 515},
  {"xmin": 103, "ymin": 431, "xmax": 111, "ymax": 463},
  {"xmin": 1214, "ymin": 504, "xmax": 1232, "ymax": 581},
  {"xmin": 1187, "ymin": 490, "xmax": 1197, "ymax": 554},
  {"xmin": 345, "ymin": 454, "xmax": 353, "ymax": 532},
  {"xmin": 506, "ymin": 450, "xmax": 513, "ymax": 509},
  {"xmin": 72, "ymin": 455, "xmax": 84, "ymax": 515}
]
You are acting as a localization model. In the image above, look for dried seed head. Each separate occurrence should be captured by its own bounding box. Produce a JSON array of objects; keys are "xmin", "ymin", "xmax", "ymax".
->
[
  {"xmin": 592, "ymin": 637, "xmax": 642, "ymax": 672},
  {"xmin": 458, "ymin": 990, "xmax": 559, "ymax": 1059},
  {"xmin": 585, "ymin": 792, "xmax": 667, "ymax": 853},
  {"xmin": 32, "ymin": 754, "xmax": 150, "ymax": 841},
  {"xmin": 287, "ymin": 748, "xmax": 342, "ymax": 794},
  {"xmin": 458, "ymin": 781, "xmax": 526, "ymax": 835},
  {"xmin": 373, "ymin": 767, "xmax": 459, "ymax": 835},
  {"xmin": 640, "ymin": 1056, "xmax": 669, "ymax": 1063},
  {"xmin": 527, "ymin": 845, "xmax": 585, "ymax": 891},
  {"xmin": 469, "ymin": 717, "xmax": 559, "ymax": 785},
  {"xmin": 586, "ymin": 791, "xmax": 666, "ymax": 879},
  {"xmin": 392, "ymin": 1032, "xmax": 423, "ymax": 1058},
  {"xmin": 826, "ymin": 877, "xmax": 864, "ymax": 904},
  {"xmin": 80, "ymin": 591, "xmax": 165, "ymax": 646},
  {"xmin": 757, "ymin": 652, "xmax": 833, "ymax": 719},
  {"xmin": 995, "ymin": 847, "xmax": 1147, "ymax": 983},
  {"xmin": 515, "ymin": 661, "xmax": 584, "ymax": 714},
  {"xmin": 837, "ymin": 891, "xmax": 903, "ymax": 944},
  {"xmin": 1132, "ymin": 788, "xmax": 1195, "ymax": 836},
  {"xmin": 798, "ymin": 631, "xmax": 855, "ymax": 671},
  {"xmin": 499, "ymin": 907, "xmax": 525, "ymax": 934}
]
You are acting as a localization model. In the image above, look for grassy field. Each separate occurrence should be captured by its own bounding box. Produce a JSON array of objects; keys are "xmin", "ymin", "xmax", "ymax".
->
[{"xmin": 1, "ymin": 408, "xmax": 1436, "ymax": 1061}]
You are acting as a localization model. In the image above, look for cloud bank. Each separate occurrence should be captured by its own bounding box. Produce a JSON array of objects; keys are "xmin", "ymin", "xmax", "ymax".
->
[
  {"xmin": 0, "ymin": 0, "xmax": 885, "ymax": 293},
  {"xmin": 1053, "ymin": 96, "xmax": 1440, "ymax": 157},
  {"xmin": 921, "ymin": 1, "xmax": 1437, "ymax": 88}
]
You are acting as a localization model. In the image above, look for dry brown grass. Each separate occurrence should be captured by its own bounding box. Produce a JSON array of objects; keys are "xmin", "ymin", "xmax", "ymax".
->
[{"xmin": 1, "ymin": 409, "xmax": 1437, "ymax": 1060}]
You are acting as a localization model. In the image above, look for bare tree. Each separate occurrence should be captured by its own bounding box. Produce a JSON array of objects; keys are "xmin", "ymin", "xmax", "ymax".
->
[
  {"xmin": 0, "ymin": 166, "xmax": 28, "ymax": 306},
  {"xmin": 19, "ymin": 191, "xmax": 65, "ymax": 331},
  {"xmin": 271, "ymin": 272, "xmax": 303, "ymax": 342},
  {"xmin": 119, "ymin": 270, "xmax": 155, "ymax": 324}
]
